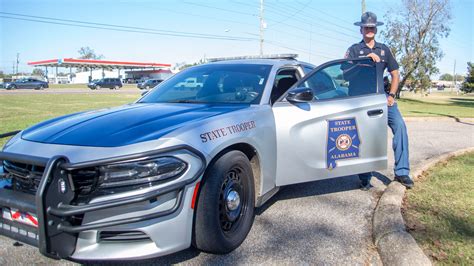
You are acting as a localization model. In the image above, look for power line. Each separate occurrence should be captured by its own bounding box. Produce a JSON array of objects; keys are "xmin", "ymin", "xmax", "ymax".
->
[
  {"xmin": 296, "ymin": 1, "xmax": 355, "ymax": 25},
  {"xmin": 183, "ymin": 2, "xmax": 257, "ymax": 17},
  {"xmin": 265, "ymin": 3, "xmax": 360, "ymax": 39},
  {"xmin": 136, "ymin": 4, "xmax": 256, "ymax": 27},
  {"xmin": 0, "ymin": 12, "xmax": 256, "ymax": 41},
  {"xmin": 236, "ymin": 0, "xmax": 359, "ymax": 38},
  {"xmin": 265, "ymin": 39, "xmax": 336, "ymax": 60},
  {"xmin": 267, "ymin": 0, "xmax": 312, "ymax": 26}
]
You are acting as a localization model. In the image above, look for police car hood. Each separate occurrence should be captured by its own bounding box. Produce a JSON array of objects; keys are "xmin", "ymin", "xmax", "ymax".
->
[{"xmin": 21, "ymin": 103, "xmax": 249, "ymax": 147}]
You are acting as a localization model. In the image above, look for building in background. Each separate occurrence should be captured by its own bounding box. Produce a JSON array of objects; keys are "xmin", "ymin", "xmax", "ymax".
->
[{"xmin": 28, "ymin": 58, "xmax": 171, "ymax": 84}]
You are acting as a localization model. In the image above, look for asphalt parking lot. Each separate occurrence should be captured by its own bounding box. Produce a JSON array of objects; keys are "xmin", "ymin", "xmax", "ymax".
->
[{"xmin": 1, "ymin": 119, "xmax": 472, "ymax": 265}]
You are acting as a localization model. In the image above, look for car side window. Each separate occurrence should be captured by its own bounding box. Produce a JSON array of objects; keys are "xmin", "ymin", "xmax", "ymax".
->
[
  {"xmin": 301, "ymin": 59, "xmax": 377, "ymax": 101},
  {"xmin": 271, "ymin": 68, "xmax": 299, "ymax": 104}
]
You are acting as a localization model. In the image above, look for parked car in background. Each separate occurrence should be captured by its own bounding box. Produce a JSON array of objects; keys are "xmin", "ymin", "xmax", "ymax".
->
[
  {"xmin": 88, "ymin": 78, "xmax": 122, "ymax": 90},
  {"xmin": 4, "ymin": 78, "xmax": 48, "ymax": 90},
  {"xmin": 175, "ymin": 77, "xmax": 203, "ymax": 89},
  {"xmin": 122, "ymin": 77, "xmax": 140, "ymax": 84},
  {"xmin": 137, "ymin": 79, "xmax": 164, "ymax": 90}
]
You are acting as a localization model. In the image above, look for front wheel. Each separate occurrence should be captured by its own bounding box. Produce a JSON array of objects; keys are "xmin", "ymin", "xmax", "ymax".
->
[
  {"xmin": 95, "ymin": 85, "xmax": 101, "ymax": 90},
  {"xmin": 193, "ymin": 150, "xmax": 255, "ymax": 254}
]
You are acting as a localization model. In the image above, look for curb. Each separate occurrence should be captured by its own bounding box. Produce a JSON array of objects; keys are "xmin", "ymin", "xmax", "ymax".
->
[
  {"xmin": 403, "ymin": 117, "xmax": 474, "ymax": 123},
  {"xmin": 373, "ymin": 147, "xmax": 474, "ymax": 266}
]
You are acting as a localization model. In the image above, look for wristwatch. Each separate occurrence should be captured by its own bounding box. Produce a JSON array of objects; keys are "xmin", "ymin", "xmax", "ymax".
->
[{"xmin": 388, "ymin": 93, "xmax": 396, "ymax": 98}]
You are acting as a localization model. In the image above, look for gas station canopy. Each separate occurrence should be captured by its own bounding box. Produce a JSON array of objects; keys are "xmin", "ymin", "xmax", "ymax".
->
[{"xmin": 28, "ymin": 58, "xmax": 171, "ymax": 69}]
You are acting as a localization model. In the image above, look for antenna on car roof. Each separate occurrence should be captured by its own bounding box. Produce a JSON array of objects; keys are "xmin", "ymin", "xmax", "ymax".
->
[{"xmin": 207, "ymin": 54, "xmax": 298, "ymax": 62}]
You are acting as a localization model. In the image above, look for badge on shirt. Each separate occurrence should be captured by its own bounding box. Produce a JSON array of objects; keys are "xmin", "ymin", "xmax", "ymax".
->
[{"xmin": 381, "ymin": 50, "xmax": 385, "ymax": 56}]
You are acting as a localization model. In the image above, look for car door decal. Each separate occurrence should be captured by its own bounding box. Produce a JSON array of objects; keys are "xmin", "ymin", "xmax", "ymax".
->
[{"xmin": 326, "ymin": 117, "xmax": 361, "ymax": 169}]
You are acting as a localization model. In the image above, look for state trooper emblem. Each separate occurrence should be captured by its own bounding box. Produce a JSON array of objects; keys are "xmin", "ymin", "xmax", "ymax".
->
[{"xmin": 326, "ymin": 118, "xmax": 361, "ymax": 169}]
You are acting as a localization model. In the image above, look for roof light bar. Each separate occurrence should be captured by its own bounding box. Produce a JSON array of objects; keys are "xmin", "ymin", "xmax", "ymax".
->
[{"xmin": 207, "ymin": 54, "xmax": 298, "ymax": 62}]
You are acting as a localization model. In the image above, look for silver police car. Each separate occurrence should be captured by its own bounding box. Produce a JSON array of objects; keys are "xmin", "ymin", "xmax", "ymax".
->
[{"xmin": 0, "ymin": 54, "xmax": 387, "ymax": 261}]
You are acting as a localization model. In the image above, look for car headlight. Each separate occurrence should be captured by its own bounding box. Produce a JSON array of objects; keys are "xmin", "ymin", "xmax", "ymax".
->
[{"xmin": 97, "ymin": 156, "xmax": 187, "ymax": 189}]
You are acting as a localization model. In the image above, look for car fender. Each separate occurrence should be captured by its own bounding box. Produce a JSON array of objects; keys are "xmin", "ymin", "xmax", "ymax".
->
[{"xmin": 160, "ymin": 105, "xmax": 278, "ymax": 201}]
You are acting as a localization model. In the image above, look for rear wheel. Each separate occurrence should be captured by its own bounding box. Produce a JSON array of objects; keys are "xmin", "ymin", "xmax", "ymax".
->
[
  {"xmin": 193, "ymin": 150, "xmax": 255, "ymax": 254},
  {"xmin": 113, "ymin": 85, "xmax": 119, "ymax": 90}
]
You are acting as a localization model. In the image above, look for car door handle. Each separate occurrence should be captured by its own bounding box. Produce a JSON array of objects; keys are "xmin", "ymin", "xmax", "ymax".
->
[{"xmin": 367, "ymin": 109, "xmax": 383, "ymax": 116}]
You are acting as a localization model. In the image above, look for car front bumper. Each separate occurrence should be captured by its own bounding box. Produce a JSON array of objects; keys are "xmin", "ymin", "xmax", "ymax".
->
[{"xmin": 0, "ymin": 145, "xmax": 206, "ymax": 261}]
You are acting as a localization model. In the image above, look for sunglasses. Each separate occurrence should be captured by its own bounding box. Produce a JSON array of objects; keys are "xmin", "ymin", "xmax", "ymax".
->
[{"xmin": 363, "ymin": 27, "xmax": 376, "ymax": 30}]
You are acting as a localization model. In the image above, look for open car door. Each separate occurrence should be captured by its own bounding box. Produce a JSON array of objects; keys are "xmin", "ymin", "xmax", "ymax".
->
[{"xmin": 273, "ymin": 58, "xmax": 388, "ymax": 186}]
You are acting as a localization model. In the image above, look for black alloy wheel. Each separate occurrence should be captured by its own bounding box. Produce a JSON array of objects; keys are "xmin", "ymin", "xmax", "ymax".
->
[{"xmin": 193, "ymin": 150, "xmax": 255, "ymax": 254}]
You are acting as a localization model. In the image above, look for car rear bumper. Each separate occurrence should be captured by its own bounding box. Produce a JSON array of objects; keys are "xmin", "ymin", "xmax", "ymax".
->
[{"xmin": 0, "ymin": 145, "xmax": 206, "ymax": 261}]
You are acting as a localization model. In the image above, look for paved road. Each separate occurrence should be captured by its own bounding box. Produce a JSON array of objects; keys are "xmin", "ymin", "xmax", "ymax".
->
[{"xmin": 1, "ymin": 119, "xmax": 473, "ymax": 265}]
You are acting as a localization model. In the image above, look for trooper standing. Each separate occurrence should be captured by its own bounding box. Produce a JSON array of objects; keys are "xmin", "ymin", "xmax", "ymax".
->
[{"xmin": 345, "ymin": 12, "xmax": 414, "ymax": 190}]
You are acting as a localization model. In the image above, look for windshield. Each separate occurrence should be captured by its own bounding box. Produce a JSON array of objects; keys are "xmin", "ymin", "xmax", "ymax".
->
[{"xmin": 139, "ymin": 63, "xmax": 272, "ymax": 104}]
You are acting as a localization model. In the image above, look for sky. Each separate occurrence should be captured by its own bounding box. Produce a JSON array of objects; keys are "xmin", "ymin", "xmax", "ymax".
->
[{"xmin": 0, "ymin": 0, "xmax": 472, "ymax": 79}]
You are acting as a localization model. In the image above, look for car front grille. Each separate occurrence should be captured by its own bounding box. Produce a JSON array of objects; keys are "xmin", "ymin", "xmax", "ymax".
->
[
  {"xmin": 2, "ymin": 160, "xmax": 99, "ymax": 199},
  {"xmin": 3, "ymin": 160, "xmax": 44, "ymax": 195},
  {"xmin": 99, "ymin": 231, "xmax": 151, "ymax": 242}
]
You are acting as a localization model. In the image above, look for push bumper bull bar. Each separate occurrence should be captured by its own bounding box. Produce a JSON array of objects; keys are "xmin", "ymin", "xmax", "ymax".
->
[{"xmin": 0, "ymin": 145, "xmax": 206, "ymax": 259}]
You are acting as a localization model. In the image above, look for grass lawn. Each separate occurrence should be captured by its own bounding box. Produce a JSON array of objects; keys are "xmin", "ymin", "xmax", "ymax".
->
[
  {"xmin": 397, "ymin": 93, "xmax": 474, "ymax": 118},
  {"xmin": 0, "ymin": 94, "xmax": 137, "ymax": 147},
  {"xmin": 403, "ymin": 152, "xmax": 474, "ymax": 265}
]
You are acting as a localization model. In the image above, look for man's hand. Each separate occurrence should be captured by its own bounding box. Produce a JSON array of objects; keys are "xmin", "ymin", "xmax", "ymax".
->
[
  {"xmin": 367, "ymin": 53, "xmax": 381, "ymax": 62},
  {"xmin": 387, "ymin": 95, "xmax": 395, "ymax": 106}
]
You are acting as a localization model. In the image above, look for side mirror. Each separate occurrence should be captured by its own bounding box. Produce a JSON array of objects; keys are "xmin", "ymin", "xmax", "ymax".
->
[{"xmin": 286, "ymin": 87, "xmax": 314, "ymax": 103}]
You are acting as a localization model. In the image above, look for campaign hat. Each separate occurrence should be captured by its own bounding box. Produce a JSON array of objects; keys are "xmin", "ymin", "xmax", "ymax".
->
[{"xmin": 354, "ymin": 12, "xmax": 384, "ymax": 27}]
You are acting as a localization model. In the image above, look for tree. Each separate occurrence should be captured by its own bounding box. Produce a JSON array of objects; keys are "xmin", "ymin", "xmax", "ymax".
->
[
  {"xmin": 439, "ymin": 73, "xmax": 453, "ymax": 81},
  {"xmin": 461, "ymin": 62, "xmax": 474, "ymax": 93},
  {"xmin": 32, "ymin": 68, "xmax": 45, "ymax": 77},
  {"xmin": 77, "ymin": 46, "xmax": 104, "ymax": 60},
  {"xmin": 439, "ymin": 73, "xmax": 464, "ymax": 81},
  {"xmin": 381, "ymin": 0, "xmax": 452, "ymax": 95}
]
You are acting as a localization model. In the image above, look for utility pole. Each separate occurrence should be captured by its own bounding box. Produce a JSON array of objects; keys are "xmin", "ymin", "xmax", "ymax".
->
[
  {"xmin": 362, "ymin": 0, "xmax": 366, "ymax": 13},
  {"xmin": 16, "ymin": 53, "xmax": 19, "ymax": 75},
  {"xmin": 452, "ymin": 60, "xmax": 456, "ymax": 92},
  {"xmin": 259, "ymin": 0, "xmax": 264, "ymax": 56},
  {"xmin": 12, "ymin": 62, "xmax": 15, "ymax": 75}
]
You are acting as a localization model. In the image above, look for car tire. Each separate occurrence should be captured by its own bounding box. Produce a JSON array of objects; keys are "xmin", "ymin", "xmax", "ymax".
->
[
  {"xmin": 95, "ymin": 85, "xmax": 101, "ymax": 90},
  {"xmin": 9, "ymin": 85, "xmax": 16, "ymax": 90},
  {"xmin": 193, "ymin": 150, "xmax": 255, "ymax": 254},
  {"xmin": 145, "ymin": 85, "xmax": 150, "ymax": 90},
  {"xmin": 114, "ymin": 85, "xmax": 119, "ymax": 90}
]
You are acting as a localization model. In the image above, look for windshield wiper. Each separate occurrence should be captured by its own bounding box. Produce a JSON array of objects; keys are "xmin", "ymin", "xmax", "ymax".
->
[{"xmin": 165, "ymin": 100, "xmax": 207, "ymax": 104}]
